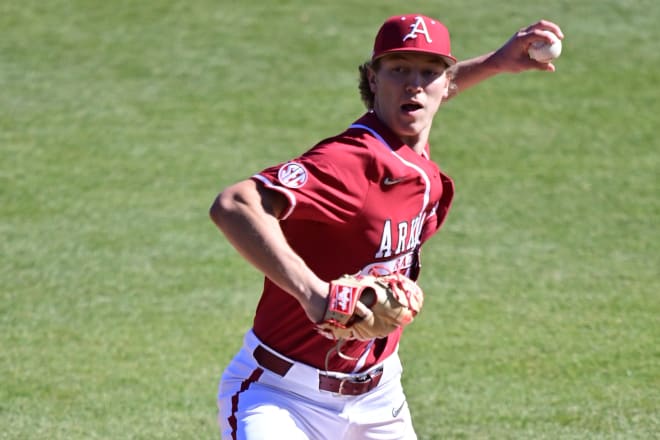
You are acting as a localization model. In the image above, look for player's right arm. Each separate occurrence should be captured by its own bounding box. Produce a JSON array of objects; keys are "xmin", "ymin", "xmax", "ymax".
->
[
  {"xmin": 445, "ymin": 19, "xmax": 563, "ymax": 100},
  {"xmin": 209, "ymin": 178, "xmax": 329, "ymax": 323}
]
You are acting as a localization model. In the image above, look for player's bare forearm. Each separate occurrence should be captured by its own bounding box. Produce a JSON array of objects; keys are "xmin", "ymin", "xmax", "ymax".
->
[
  {"xmin": 445, "ymin": 52, "xmax": 499, "ymax": 100},
  {"xmin": 446, "ymin": 19, "xmax": 563, "ymax": 100},
  {"xmin": 209, "ymin": 179, "xmax": 328, "ymax": 322}
]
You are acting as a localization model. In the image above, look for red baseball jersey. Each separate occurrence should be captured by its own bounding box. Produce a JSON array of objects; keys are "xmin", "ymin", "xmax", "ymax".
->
[{"xmin": 251, "ymin": 111, "xmax": 454, "ymax": 372}]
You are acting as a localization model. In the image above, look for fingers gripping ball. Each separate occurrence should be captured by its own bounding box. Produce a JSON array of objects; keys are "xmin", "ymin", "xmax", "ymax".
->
[
  {"xmin": 528, "ymin": 30, "xmax": 562, "ymax": 63},
  {"xmin": 317, "ymin": 273, "xmax": 424, "ymax": 341}
]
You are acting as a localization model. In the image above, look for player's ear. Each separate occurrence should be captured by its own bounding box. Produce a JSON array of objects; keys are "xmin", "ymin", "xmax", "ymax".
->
[
  {"xmin": 443, "ymin": 66, "xmax": 457, "ymax": 99},
  {"xmin": 368, "ymin": 67, "xmax": 377, "ymax": 93}
]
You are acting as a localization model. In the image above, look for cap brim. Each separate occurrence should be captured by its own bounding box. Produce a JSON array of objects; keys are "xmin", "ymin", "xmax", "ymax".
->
[{"xmin": 373, "ymin": 48, "xmax": 457, "ymax": 66}]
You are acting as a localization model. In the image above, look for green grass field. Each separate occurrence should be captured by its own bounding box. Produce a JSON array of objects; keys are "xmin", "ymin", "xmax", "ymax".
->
[{"xmin": 2, "ymin": 0, "xmax": 658, "ymax": 438}]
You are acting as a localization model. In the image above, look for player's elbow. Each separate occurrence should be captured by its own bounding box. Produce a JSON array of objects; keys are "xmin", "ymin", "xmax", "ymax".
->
[
  {"xmin": 209, "ymin": 181, "xmax": 255, "ymax": 230},
  {"xmin": 210, "ymin": 179, "xmax": 284, "ymax": 232},
  {"xmin": 209, "ymin": 189, "xmax": 236, "ymax": 230}
]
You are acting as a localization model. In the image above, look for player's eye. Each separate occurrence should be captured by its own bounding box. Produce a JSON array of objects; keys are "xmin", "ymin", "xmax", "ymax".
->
[{"xmin": 423, "ymin": 67, "xmax": 445, "ymax": 77}]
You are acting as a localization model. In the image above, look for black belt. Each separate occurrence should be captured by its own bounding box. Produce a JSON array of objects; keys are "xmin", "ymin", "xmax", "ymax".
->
[{"xmin": 253, "ymin": 345, "xmax": 383, "ymax": 396}]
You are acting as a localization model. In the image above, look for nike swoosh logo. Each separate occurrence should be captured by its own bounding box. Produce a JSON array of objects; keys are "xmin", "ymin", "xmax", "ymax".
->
[
  {"xmin": 383, "ymin": 177, "xmax": 403, "ymax": 185},
  {"xmin": 392, "ymin": 400, "xmax": 406, "ymax": 417}
]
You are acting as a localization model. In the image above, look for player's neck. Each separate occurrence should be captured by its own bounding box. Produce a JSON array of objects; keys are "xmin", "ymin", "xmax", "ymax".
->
[{"xmin": 399, "ymin": 132, "xmax": 430, "ymax": 156}]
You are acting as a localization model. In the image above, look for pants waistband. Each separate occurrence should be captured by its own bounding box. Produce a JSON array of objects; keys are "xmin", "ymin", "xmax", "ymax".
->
[{"xmin": 253, "ymin": 345, "xmax": 384, "ymax": 396}]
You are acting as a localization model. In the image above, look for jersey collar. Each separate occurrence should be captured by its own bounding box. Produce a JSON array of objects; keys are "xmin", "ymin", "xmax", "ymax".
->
[{"xmin": 350, "ymin": 111, "xmax": 431, "ymax": 158}]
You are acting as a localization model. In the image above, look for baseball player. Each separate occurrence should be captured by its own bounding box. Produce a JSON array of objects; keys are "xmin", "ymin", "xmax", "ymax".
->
[{"xmin": 210, "ymin": 13, "xmax": 563, "ymax": 440}]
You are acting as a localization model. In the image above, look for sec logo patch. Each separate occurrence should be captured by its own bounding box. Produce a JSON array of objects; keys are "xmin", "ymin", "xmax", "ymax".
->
[{"xmin": 277, "ymin": 162, "xmax": 308, "ymax": 188}]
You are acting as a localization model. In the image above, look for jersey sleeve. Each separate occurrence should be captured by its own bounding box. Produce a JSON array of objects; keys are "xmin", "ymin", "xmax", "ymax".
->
[{"xmin": 253, "ymin": 139, "xmax": 374, "ymax": 224}]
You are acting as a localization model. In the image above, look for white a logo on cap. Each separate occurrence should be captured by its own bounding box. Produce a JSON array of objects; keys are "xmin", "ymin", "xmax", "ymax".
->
[{"xmin": 403, "ymin": 16, "xmax": 432, "ymax": 43}]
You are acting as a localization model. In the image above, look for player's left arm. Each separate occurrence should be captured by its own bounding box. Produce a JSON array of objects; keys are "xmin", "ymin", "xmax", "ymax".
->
[{"xmin": 446, "ymin": 19, "xmax": 564, "ymax": 100}]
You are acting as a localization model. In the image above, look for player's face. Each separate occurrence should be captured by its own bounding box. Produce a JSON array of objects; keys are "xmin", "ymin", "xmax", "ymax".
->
[{"xmin": 370, "ymin": 53, "xmax": 450, "ymax": 149}]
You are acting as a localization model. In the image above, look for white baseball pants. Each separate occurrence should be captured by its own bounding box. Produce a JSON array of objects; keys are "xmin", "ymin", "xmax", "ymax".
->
[{"xmin": 217, "ymin": 329, "xmax": 417, "ymax": 440}]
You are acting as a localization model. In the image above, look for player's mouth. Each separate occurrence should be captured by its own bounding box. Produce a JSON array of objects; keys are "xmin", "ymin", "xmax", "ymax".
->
[{"xmin": 401, "ymin": 102, "xmax": 423, "ymax": 114}]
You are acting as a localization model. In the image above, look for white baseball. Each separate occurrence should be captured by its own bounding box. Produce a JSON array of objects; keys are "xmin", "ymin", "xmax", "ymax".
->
[{"xmin": 528, "ymin": 30, "xmax": 562, "ymax": 62}]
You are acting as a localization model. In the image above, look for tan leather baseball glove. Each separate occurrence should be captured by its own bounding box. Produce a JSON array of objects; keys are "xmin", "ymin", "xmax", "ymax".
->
[{"xmin": 316, "ymin": 273, "xmax": 424, "ymax": 341}]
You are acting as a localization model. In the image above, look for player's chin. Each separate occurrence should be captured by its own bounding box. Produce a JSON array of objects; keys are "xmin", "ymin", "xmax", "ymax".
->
[{"xmin": 395, "ymin": 119, "xmax": 427, "ymax": 137}]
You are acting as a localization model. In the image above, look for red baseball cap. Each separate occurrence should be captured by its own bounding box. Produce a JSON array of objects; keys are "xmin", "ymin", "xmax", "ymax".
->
[{"xmin": 372, "ymin": 14, "xmax": 457, "ymax": 65}]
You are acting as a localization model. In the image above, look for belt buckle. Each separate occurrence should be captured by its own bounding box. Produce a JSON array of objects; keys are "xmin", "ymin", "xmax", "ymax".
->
[
  {"xmin": 329, "ymin": 366, "xmax": 384, "ymax": 395},
  {"xmin": 337, "ymin": 373, "xmax": 371, "ymax": 395},
  {"xmin": 337, "ymin": 378, "xmax": 351, "ymax": 395}
]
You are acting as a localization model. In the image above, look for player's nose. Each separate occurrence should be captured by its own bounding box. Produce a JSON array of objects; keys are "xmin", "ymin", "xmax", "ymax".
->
[{"xmin": 404, "ymin": 72, "xmax": 424, "ymax": 93}]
